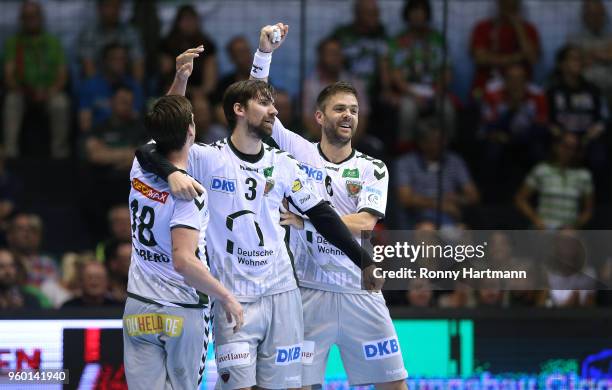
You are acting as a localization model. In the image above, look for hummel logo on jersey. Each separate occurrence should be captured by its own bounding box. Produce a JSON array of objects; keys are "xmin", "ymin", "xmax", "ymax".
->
[
  {"xmin": 211, "ymin": 177, "xmax": 236, "ymax": 193},
  {"xmin": 132, "ymin": 178, "xmax": 169, "ymax": 204},
  {"xmin": 363, "ymin": 337, "xmax": 400, "ymax": 360},
  {"xmin": 300, "ymin": 164, "xmax": 324, "ymax": 182},
  {"xmin": 252, "ymin": 64, "xmax": 262, "ymax": 73}
]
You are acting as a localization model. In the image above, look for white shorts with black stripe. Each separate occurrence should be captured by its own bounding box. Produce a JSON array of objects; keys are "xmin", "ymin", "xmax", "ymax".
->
[{"xmin": 123, "ymin": 297, "xmax": 210, "ymax": 390}]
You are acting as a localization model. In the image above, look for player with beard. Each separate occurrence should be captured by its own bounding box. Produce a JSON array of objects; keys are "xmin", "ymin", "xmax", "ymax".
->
[
  {"xmin": 251, "ymin": 25, "xmax": 408, "ymax": 389},
  {"xmin": 135, "ymin": 23, "xmax": 378, "ymax": 390}
]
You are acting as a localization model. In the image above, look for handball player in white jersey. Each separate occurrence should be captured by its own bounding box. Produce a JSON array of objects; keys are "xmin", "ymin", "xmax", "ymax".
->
[{"xmin": 250, "ymin": 25, "xmax": 408, "ymax": 389}]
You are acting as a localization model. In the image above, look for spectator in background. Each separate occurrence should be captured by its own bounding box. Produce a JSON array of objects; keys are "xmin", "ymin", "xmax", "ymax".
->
[
  {"xmin": 475, "ymin": 280, "xmax": 506, "ymax": 307},
  {"xmin": 96, "ymin": 205, "xmax": 131, "ymax": 262},
  {"xmin": 515, "ymin": 132, "xmax": 593, "ymax": 230},
  {"xmin": 191, "ymin": 94, "xmax": 228, "ymax": 144},
  {"xmin": 82, "ymin": 86, "xmax": 144, "ymax": 243},
  {"xmin": 383, "ymin": 0, "xmax": 456, "ymax": 144},
  {"xmin": 0, "ymin": 147, "xmax": 18, "ymax": 244},
  {"xmin": 62, "ymin": 260, "xmax": 118, "ymax": 307},
  {"xmin": 211, "ymin": 36, "xmax": 253, "ymax": 124},
  {"xmin": 396, "ymin": 120, "xmax": 479, "ymax": 228},
  {"xmin": 330, "ymin": 0, "xmax": 388, "ymax": 98},
  {"xmin": 159, "ymin": 5, "xmax": 217, "ymax": 97},
  {"xmin": 78, "ymin": 0, "xmax": 144, "ymax": 81},
  {"xmin": 544, "ymin": 229, "xmax": 596, "ymax": 307},
  {"xmin": 85, "ymin": 85, "xmax": 145, "ymax": 171},
  {"xmin": 405, "ymin": 278, "xmax": 434, "ymax": 307},
  {"xmin": 547, "ymin": 44, "xmax": 608, "ymax": 195},
  {"xmin": 0, "ymin": 249, "xmax": 43, "ymax": 309},
  {"xmin": 469, "ymin": 0, "xmax": 540, "ymax": 98},
  {"xmin": 480, "ymin": 63, "xmax": 549, "ymax": 200},
  {"xmin": 6, "ymin": 213, "xmax": 59, "ymax": 288},
  {"xmin": 569, "ymin": 0, "xmax": 612, "ymax": 107},
  {"xmin": 2, "ymin": 1, "xmax": 70, "ymax": 159},
  {"xmin": 105, "ymin": 239, "xmax": 130, "ymax": 303},
  {"xmin": 548, "ymin": 45, "xmax": 607, "ymax": 143},
  {"xmin": 78, "ymin": 43, "xmax": 144, "ymax": 133},
  {"xmin": 302, "ymin": 37, "xmax": 370, "ymax": 139}
]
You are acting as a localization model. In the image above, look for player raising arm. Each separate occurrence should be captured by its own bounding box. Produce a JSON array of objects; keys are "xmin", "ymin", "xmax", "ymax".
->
[
  {"xmin": 123, "ymin": 47, "xmax": 242, "ymax": 390},
  {"xmin": 251, "ymin": 24, "xmax": 408, "ymax": 390}
]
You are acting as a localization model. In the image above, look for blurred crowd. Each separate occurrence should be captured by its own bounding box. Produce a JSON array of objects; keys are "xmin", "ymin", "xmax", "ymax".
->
[{"xmin": 1, "ymin": 0, "xmax": 612, "ymax": 311}]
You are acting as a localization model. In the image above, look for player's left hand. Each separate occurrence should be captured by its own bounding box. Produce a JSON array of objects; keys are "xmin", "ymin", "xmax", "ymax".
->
[
  {"xmin": 258, "ymin": 23, "xmax": 289, "ymax": 53},
  {"xmin": 280, "ymin": 210, "xmax": 304, "ymax": 230},
  {"xmin": 362, "ymin": 264, "xmax": 384, "ymax": 291},
  {"xmin": 175, "ymin": 45, "xmax": 204, "ymax": 81}
]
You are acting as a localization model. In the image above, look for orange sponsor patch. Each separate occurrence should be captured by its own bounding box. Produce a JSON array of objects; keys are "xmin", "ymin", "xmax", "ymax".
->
[{"xmin": 132, "ymin": 178, "xmax": 169, "ymax": 204}]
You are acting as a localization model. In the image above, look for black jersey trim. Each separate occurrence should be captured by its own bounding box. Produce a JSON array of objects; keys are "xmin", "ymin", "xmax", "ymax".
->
[
  {"xmin": 317, "ymin": 143, "xmax": 355, "ymax": 165},
  {"xmin": 228, "ymin": 137, "xmax": 265, "ymax": 163}
]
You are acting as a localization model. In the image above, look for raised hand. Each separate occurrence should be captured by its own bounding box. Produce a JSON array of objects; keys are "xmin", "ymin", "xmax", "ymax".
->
[
  {"xmin": 175, "ymin": 45, "xmax": 204, "ymax": 81},
  {"xmin": 258, "ymin": 23, "xmax": 289, "ymax": 53}
]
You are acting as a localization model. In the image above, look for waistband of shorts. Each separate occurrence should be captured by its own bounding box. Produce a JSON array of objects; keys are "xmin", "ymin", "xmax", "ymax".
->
[{"xmin": 127, "ymin": 291, "xmax": 207, "ymax": 309}]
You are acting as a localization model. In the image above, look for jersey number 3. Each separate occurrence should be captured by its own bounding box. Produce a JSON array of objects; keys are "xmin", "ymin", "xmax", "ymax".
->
[{"xmin": 130, "ymin": 199, "xmax": 158, "ymax": 247}]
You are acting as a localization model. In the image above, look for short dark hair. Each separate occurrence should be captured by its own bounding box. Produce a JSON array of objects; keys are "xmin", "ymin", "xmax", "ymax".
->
[
  {"xmin": 222, "ymin": 80, "xmax": 274, "ymax": 130},
  {"xmin": 403, "ymin": 0, "xmax": 432, "ymax": 22},
  {"xmin": 315, "ymin": 81, "xmax": 358, "ymax": 111},
  {"xmin": 145, "ymin": 95, "xmax": 193, "ymax": 154}
]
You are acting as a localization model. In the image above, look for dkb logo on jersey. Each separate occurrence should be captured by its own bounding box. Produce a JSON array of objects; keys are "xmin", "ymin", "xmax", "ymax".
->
[
  {"xmin": 362, "ymin": 337, "xmax": 400, "ymax": 360},
  {"xmin": 300, "ymin": 164, "xmax": 324, "ymax": 183},
  {"xmin": 275, "ymin": 344, "xmax": 302, "ymax": 365},
  {"xmin": 211, "ymin": 177, "xmax": 236, "ymax": 194}
]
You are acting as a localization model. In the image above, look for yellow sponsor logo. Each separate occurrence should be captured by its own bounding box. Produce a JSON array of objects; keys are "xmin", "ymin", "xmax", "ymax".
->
[
  {"xmin": 291, "ymin": 179, "xmax": 303, "ymax": 193},
  {"xmin": 124, "ymin": 314, "xmax": 184, "ymax": 337}
]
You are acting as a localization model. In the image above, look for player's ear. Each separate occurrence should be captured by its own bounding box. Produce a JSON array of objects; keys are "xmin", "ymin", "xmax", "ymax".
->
[
  {"xmin": 314, "ymin": 109, "xmax": 324, "ymax": 126},
  {"xmin": 233, "ymin": 102, "xmax": 245, "ymax": 119}
]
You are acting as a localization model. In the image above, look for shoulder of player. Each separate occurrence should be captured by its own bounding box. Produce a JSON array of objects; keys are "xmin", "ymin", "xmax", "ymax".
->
[
  {"xmin": 263, "ymin": 143, "xmax": 299, "ymax": 163},
  {"xmin": 354, "ymin": 150, "xmax": 387, "ymax": 174},
  {"xmin": 130, "ymin": 174, "xmax": 173, "ymax": 205}
]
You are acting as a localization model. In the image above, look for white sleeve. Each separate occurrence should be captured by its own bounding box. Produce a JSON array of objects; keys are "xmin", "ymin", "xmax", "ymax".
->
[
  {"xmin": 271, "ymin": 118, "xmax": 316, "ymax": 160},
  {"xmin": 283, "ymin": 157, "xmax": 322, "ymax": 214},
  {"xmin": 357, "ymin": 161, "xmax": 389, "ymax": 219},
  {"xmin": 170, "ymin": 196, "xmax": 203, "ymax": 230}
]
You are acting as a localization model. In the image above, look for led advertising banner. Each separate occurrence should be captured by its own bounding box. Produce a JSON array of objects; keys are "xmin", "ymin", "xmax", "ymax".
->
[{"xmin": 0, "ymin": 317, "xmax": 610, "ymax": 389}]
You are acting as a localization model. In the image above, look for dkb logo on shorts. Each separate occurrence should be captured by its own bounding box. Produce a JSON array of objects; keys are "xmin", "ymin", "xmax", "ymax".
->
[
  {"xmin": 275, "ymin": 344, "xmax": 302, "ymax": 365},
  {"xmin": 362, "ymin": 337, "xmax": 400, "ymax": 360}
]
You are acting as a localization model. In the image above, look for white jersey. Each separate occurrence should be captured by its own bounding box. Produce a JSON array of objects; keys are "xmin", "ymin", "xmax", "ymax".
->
[
  {"xmin": 186, "ymin": 138, "xmax": 322, "ymax": 302},
  {"xmin": 271, "ymin": 119, "xmax": 389, "ymax": 293},
  {"xmin": 127, "ymin": 159, "xmax": 209, "ymax": 306}
]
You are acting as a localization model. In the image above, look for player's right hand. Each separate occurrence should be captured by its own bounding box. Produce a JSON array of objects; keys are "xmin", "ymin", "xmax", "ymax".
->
[
  {"xmin": 362, "ymin": 264, "xmax": 385, "ymax": 291},
  {"xmin": 258, "ymin": 23, "xmax": 289, "ymax": 53},
  {"xmin": 168, "ymin": 171, "xmax": 204, "ymax": 200},
  {"xmin": 222, "ymin": 295, "xmax": 244, "ymax": 333},
  {"xmin": 175, "ymin": 45, "xmax": 204, "ymax": 81}
]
